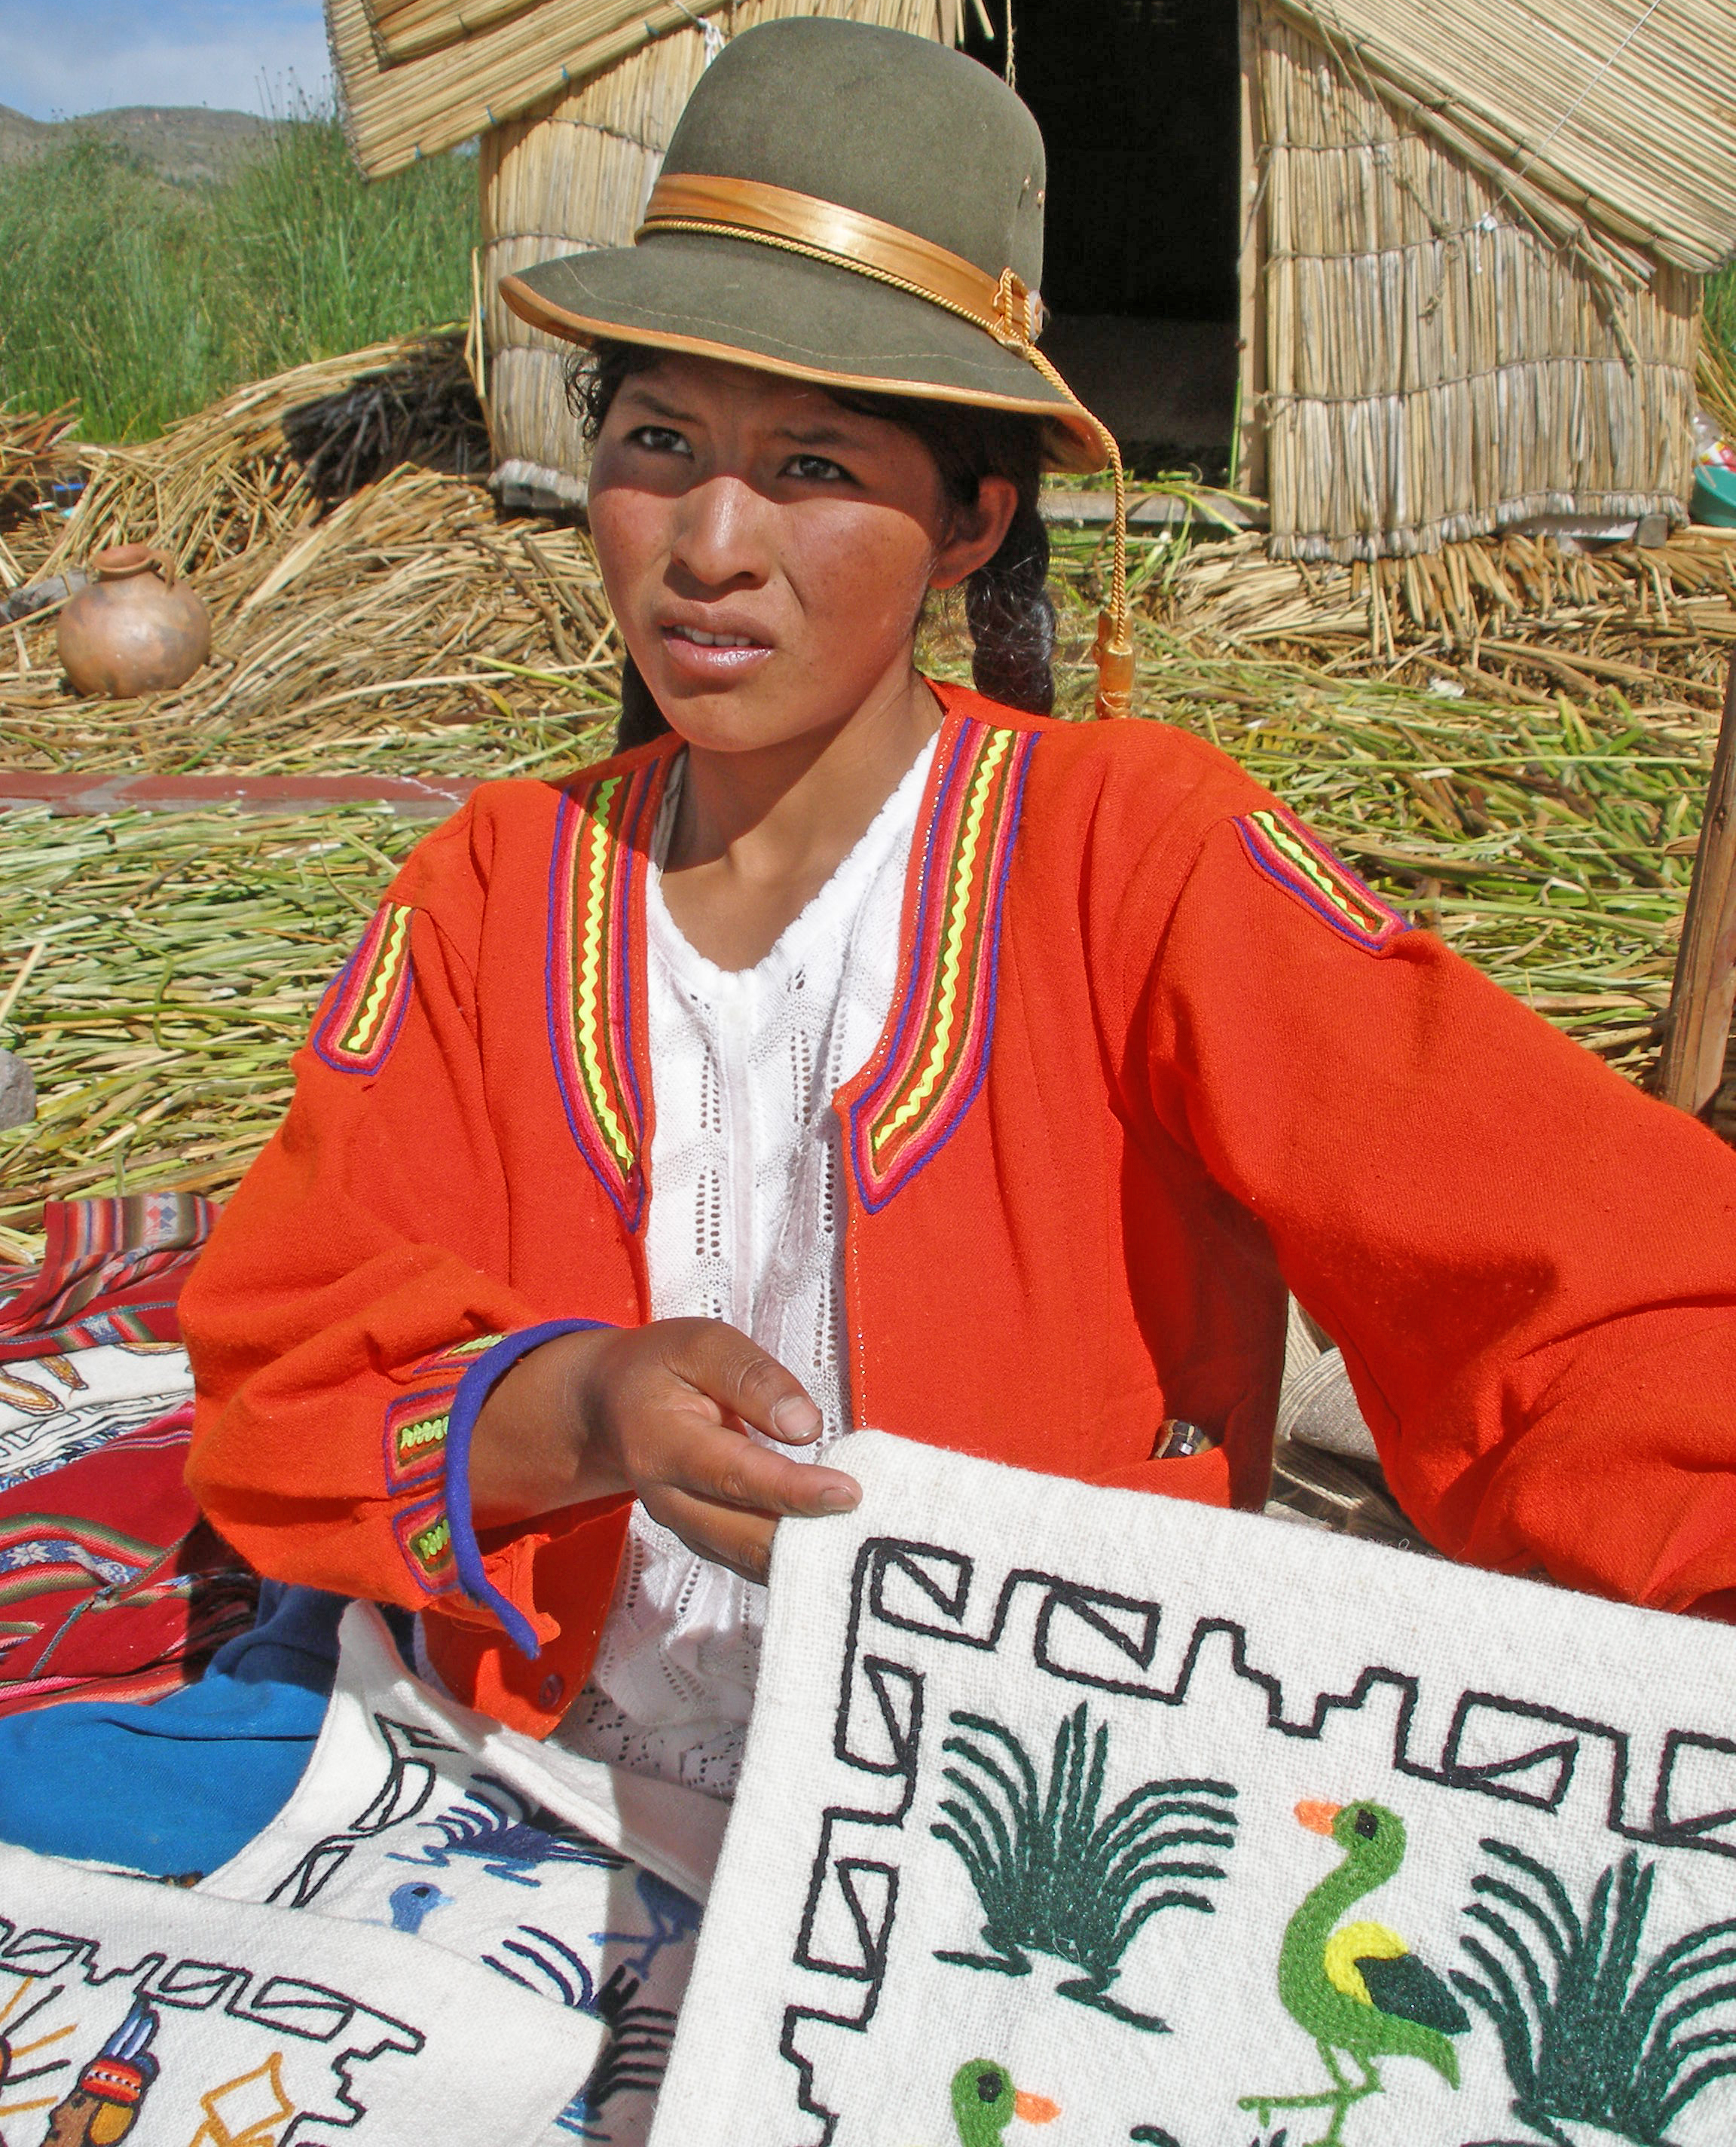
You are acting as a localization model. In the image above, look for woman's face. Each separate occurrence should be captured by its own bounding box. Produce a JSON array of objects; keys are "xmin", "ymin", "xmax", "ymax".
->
[{"xmin": 587, "ymin": 353, "xmax": 1015, "ymax": 755}]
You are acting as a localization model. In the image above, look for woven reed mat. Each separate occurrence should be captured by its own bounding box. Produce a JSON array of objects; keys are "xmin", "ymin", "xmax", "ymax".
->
[{"xmin": 655, "ymin": 1431, "xmax": 1736, "ymax": 2147}]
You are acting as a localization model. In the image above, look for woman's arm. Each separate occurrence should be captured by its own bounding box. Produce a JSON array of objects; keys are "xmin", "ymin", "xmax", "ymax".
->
[
  {"xmin": 1138, "ymin": 806, "xmax": 1736, "ymax": 1613},
  {"xmin": 185, "ymin": 800, "xmax": 858, "ymax": 1676}
]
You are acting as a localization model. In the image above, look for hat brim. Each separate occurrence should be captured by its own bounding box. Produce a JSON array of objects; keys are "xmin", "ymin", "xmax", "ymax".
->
[{"xmin": 499, "ymin": 232, "xmax": 1108, "ymax": 476}]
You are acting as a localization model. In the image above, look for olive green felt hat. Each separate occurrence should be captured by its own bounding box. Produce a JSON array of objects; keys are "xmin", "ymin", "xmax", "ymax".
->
[{"xmin": 497, "ymin": 17, "xmax": 1109, "ymax": 477}]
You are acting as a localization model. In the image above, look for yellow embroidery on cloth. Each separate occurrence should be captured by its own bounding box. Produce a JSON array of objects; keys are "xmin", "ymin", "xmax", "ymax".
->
[
  {"xmin": 574, "ymin": 778, "xmax": 634, "ymax": 1173},
  {"xmin": 1322, "ymin": 1921, "xmax": 1407, "ymax": 2006},
  {"xmin": 875, "ymin": 727, "xmax": 1010, "ymax": 1156},
  {"xmin": 341, "ymin": 904, "xmax": 413, "ymax": 1057}
]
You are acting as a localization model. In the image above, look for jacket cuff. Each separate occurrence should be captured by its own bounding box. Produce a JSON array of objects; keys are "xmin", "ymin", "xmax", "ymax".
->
[{"xmin": 442, "ymin": 1320, "xmax": 609, "ymax": 1658}]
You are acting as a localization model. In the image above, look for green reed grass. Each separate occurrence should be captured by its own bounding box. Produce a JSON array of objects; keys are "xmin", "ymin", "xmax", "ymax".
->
[
  {"xmin": 0, "ymin": 109, "xmax": 477, "ymax": 441},
  {"xmin": 1705, "ymin": 262, "xmax": 1736, "ymax": 371}
]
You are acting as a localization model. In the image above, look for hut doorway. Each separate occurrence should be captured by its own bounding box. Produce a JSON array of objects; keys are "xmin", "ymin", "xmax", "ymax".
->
[{"xmin": 963, "ymin": 1, "xmax": 1242, "ymax": 476}]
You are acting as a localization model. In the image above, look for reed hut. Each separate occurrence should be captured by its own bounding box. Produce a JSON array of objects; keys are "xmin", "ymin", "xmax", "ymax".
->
[
  {"xmin": 327, "ymin": 0, "xmax": 1736, "ymax": 557},
  {"xmin": 326, "ymin": 0, "xmax": 965, "ymax": 509}
]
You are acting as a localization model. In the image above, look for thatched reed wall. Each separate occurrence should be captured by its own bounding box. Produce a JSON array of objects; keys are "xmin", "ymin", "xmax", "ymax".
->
[
  {"xmin": 481, "ymin": 0, "xmax": 958, "ymax": 506},
  {"xmin": 1252, "ymin": 5, "xmax": 1699, "ymax": 562}
]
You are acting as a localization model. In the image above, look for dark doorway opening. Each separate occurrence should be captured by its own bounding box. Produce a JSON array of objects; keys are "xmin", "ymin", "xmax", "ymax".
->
[{"xmin": 962, "ymin": 0, "xmax": 1243, "ymax": 476}]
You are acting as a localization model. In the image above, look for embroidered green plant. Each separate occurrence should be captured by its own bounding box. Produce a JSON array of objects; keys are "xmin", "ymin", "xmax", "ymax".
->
[
  {"xmin": 929, "ymin": 1702, "xmax": 1237, "ymax": 2031},
  {"xmin": 1450, "ymin": 1837, "xmax": 1736, "ymax": 2146}
]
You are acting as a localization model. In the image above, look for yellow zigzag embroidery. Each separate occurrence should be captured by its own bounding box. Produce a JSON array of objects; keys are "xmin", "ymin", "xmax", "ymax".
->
[
  {"xmin": 1252, "ymin": 809, "xmax": 1386, "ymax": 932},
  {"xmin": 344, "ymin": 904, "xmax": 412, "ymax": 1052},
  {"xmin": 873, "ymin": 728, "xmax": 1010, "ymax": 1153},
  {"xmin": 573, "ymin": 779, "xmax": 633, "ymax": 1172}
]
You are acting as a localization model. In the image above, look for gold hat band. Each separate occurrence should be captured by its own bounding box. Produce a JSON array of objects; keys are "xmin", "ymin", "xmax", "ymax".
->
[
  {"xmin": 635, "ymin": 172, "xmax": 1134, "ymax": 717},
  {"xmin": 640, "ymin": 174, "xmax": 1047, "ymax": 347}
]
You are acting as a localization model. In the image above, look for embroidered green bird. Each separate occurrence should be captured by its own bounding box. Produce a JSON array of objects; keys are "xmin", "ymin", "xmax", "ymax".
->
[
  {"xmin": 1239, "ymin": 1798, "xmax": 1469, "ymax": 2147},
  {"xmin": 936, "ymin": 2060, "xmax": 1059, "ymax": 2147}
]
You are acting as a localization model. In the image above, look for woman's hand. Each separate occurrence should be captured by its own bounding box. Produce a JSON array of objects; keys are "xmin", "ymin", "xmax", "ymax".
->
[{"xmin": 468, "ymin": 1319, "xmax": 860, "ymax": 1581}]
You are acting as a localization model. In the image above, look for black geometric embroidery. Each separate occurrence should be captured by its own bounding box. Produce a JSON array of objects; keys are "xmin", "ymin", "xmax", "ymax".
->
[
  {"xmin": 268, "ymin": 1714, "xmax": 459, "ymax": 1909},
  {"xmin": 776, "ymin": 1534, "xmax": 1736, "ymax": 2144}
]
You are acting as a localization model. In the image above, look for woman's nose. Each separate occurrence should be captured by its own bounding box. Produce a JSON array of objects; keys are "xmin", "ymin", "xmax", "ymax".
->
[{"xmin": 668, "ymin": 475, "xmax": 769, "ymax": 590}]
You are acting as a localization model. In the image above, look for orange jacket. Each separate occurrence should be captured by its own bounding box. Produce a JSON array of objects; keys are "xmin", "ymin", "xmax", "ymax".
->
[{"xmin": 183, "ymin": 683, "xmax": 1736, "ymax": 1737}]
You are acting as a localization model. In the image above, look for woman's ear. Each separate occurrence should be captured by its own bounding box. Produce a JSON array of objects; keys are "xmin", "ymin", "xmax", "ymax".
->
[{"xmin": 928, "ymin": 476, "xmax": 1020, "ymax": 592}]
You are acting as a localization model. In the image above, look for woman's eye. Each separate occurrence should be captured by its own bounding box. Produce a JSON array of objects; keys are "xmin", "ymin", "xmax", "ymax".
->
[
  {"xmin": 784, "ymin": 454, "xmax": 851, "ymax": 483},
  {"xmin": 628, "ymin": 426, "xmax": 692, "ymax": 456}
]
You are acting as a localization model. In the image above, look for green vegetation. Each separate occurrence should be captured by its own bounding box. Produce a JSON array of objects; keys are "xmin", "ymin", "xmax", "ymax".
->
[
  {"xmin": 1452, "ymin": 1838, "xmax": 1736, "ymax": 2146},
  {"xmin": 1706, "ymin": 263, "xmax": 1736, "ymax": 364},
  {"xmin": 930, "ymin": 1702, "xmax": 1238, "ymax": 2030},
  {"xmin": 0, "ymin": 107, "xmax": 477, "ymax": 440}
]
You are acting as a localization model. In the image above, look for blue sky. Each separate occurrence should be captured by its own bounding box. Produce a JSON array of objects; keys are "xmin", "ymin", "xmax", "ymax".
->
[{"xmin": 0, "ymin": 0, "xmax": 331, "ymax": 121}]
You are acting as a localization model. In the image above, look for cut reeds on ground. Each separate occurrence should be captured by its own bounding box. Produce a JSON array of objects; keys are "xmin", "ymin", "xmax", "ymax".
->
[{"xmin": 3, "ymin": 331, "xmax": 1734, "ymax": 1250}]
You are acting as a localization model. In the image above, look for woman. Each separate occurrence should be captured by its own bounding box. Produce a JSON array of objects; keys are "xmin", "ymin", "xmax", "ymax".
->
[{"xmin": 184, "ymin": 18, "xmax": 1736, "ymax": 1795}]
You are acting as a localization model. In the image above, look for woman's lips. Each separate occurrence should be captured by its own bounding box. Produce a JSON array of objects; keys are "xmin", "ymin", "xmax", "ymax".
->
[{"xmin": 659, "ymin": 622, "xmax": 774, "ymax": 684}]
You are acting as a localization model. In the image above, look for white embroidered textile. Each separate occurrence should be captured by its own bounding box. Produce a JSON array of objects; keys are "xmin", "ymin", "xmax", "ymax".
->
[
  {"xmin": 653, "ymin": 1430, "xmax": 1736, "ymax": 2147},
  {"xmin": 206, "ymin": 1603, "xmax": 726, "ymax": 2147},
  {"xmin": 558, "ymin": 736, "xmax": 938, "ymax": 1799}
]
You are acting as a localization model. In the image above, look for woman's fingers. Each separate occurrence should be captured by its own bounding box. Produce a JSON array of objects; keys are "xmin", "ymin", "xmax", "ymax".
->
[
  {"xmin": 641, "ymin": 1483, "xmax": 780, "ymax": 1583},
  {"xmin": 649, "ymin": 1410, "xmax": 858, "ymax": 1518},
  {"xmin": 660, "ymin": 1318, "xmax": 824, "ymax": 1445}
]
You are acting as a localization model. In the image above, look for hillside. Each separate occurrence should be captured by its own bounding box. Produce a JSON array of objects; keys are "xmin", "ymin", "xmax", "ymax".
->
[{"xmin": 0, "ymin": 103, "xmax": 273, "ymax": 185}]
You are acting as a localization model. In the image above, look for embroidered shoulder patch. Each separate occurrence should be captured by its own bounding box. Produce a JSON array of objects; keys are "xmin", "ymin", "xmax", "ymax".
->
[
  {"xmin": 313, "ymin": 901, "xmax": 416, "ymax": 1073},
  {"xmin": 1235, "ymin": 809, "xmax": 1406, "ymax": 953},
  {"xmin": 848, "ymin": 719, "xmax": 1035, "ymax": 1212},
  {"xmin": 547, "ymin": 763, "xmax": 661, "ymax": 1228}
]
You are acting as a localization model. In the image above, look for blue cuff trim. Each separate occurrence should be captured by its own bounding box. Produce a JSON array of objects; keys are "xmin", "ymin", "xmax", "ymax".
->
[{"xmin": 444, "ymin": 1320, "xmax": 609, "ymax": 1661}]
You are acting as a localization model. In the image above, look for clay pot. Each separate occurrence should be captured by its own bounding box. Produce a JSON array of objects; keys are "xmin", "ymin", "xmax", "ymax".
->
[{"xmin": 57, "ymin": 544, "xmax": 210, "ymax": 698}]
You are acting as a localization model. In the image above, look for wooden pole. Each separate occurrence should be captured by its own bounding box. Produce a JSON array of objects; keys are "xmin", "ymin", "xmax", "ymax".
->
[{"xmin": 1659, "ymin": 653, "xmax": 1736, "ymax": 1117}]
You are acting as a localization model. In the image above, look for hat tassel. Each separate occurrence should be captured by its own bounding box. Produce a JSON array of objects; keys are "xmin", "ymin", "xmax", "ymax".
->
[
  {"xmin": 1019, "ymin": 329, "xmax": 1132, "ymax": 720},
  {"xmin": 1092, "ymin": 433, "xmax": 1134, "ymax": 721}
]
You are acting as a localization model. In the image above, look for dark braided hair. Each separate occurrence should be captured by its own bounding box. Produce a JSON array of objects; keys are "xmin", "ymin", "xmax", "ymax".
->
[{"xmin": 566, "ymin": 342, "xmax": 1055, "ymax": 750}]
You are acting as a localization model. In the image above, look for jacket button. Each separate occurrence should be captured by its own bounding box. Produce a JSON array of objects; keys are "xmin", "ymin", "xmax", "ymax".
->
[{"xmin": 537, "ymin": 1673, "xmax": 564, "ymax": 1711}]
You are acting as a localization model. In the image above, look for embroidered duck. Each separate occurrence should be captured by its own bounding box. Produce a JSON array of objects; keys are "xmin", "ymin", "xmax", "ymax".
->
[
  {"xmin": 1238, "ymin": 1799, "xmax": 1469, "ymax": 2147},
  {"xmin": 385, "ymin": 1879, "xmax": 454, "ymax": 1934},
  {"xmin": 928, "ymin": 2060, "xmax": 1059, "ymax": 2147}
]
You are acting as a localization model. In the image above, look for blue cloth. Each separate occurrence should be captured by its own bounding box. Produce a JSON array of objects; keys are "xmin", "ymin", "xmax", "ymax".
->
[{"xmin": 0, "ymin": 1583, "xmax": 380, "ymax": 1879}]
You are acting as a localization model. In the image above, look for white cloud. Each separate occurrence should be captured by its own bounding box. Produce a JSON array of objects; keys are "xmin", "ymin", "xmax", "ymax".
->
[{"xmin": 0, "ymin": 1, "xmax": 331, "ymax": 121}]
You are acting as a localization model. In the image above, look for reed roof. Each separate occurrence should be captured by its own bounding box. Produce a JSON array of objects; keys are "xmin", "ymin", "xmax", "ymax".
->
[
  {"xmin": 331, "ymin": 0, "xmax": 963, "ymax": 176},
  {"xmin": 1273, "ymin": 0, "xmax": 1736, "ymax": 278}
]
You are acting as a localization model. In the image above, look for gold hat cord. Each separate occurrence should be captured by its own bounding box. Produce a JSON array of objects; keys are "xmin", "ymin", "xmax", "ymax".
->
[{"xmin": 636, "ymin": 197, "xmax": 1133, "ymax": 719}]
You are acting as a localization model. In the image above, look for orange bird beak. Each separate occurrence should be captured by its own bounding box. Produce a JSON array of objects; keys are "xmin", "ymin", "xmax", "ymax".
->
[
  {"xmin": 1014, "ymin": 2092, "xmax": 1061, "ymax": 2125},
  {"xmin": 1295, "ymin": 1800, "xmax": 1341, "ymax": 1836}
]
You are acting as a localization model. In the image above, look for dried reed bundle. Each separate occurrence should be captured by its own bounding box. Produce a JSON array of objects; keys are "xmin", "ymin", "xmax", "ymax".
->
[
  {"xmin": 0, "ymin": 331, "xmax": 620, "ymax": 778},
  {"xmin": 365, "ymin": 0, "xmax": 544, "ymax": 66},
  {"xmin": 1162, "ymin": 526, "xmax": 1736, "ymax": 709},
  {"xmin": 5, "ymin": 463, "xmax": 619, "ymax": 780},
  {"xmin": 478, "ymin": 0, "xmax": 957, "ymax": 500},
  {"xmin": 1253, "ymin": 7, "xmax": 1698, "ymax": 563},
  {"xmin": 34, "ymin": 333, "xmax": 486, "ymax": 585}
]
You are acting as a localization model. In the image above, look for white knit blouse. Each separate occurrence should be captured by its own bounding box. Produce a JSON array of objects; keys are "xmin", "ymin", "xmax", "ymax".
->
[{"xmin": 553, "ymin": 736, "xmax": 938, "ymax": 1797}]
